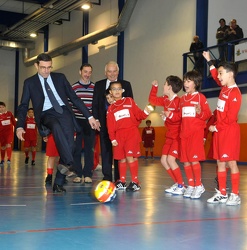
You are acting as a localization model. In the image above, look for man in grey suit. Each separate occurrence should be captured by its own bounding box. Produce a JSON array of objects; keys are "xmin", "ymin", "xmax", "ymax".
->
[
  {"xmin": 92, "ymin": 61, "xmax": 133, "ymax": 182},
  {"xmin": 16, "ymin": 53, "xmax": 99, "ymax": 192}
]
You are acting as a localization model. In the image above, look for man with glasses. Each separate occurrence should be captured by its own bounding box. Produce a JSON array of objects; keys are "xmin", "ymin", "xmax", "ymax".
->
[{"xmin": 16, "ymin": 53, "xmax": 99, "ymax": 192}]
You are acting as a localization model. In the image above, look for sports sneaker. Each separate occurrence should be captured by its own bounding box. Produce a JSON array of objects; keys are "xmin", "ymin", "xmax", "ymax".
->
[
  {"xmin": 207, "ymin": 189, "xmax": 228, "ymax": 204},
  {"xmin": 115, "ymin": 180, "xmax": 127, "ymax": 190},
  {"xmin": 31, "ymin": 160, "xmax": 35, "ymax": 166},
  {"xmin": 126, "ymin": 181, "xmax": 141, "ymax": 192},
  {"xmin": 0, "ymin": 160, "xmax": 4, "ymax": 166},
  {"xmin": 226, "ymin": 193, "xmax": 241, "ymax": 206},
  {"xmin": 183, "ymin": 186, "xmax": 195, "ymax": 198},
  {"xmin": 7, "ymin": 160, "xmax": 11, "ymax": 165},
  {"xmin": 165, "ymin": 183, "xmax": 178, "ymax": 193},
  {"xmin": 172, "ymin": 185, "xmax": 186, "ymax": 195},
  {"xmin": 191, "ymin": 184, "xmax": 205, "ymax": 199},
  {"xmin": 25, "ymin": 157, "xmax": 29, "ymax": 164}
]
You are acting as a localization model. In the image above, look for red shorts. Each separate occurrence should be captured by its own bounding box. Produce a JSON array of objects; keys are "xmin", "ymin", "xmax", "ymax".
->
[
  {"xmin": 46, "ymin": 135, "xmax": 59, "ymax": 157},
  {"xmin": 24, "ymin": 140, "xmax": 37, "ymax": 148},
  {"xmin": 113, "ymin": 128, "xmax": 141, "ymax": 160},
  {"xmin": 162, "ymin": 137, "xmax": 179, "ymax": 159},
  {"xmin": 0, "ymin": 130, "xmax": 14, "ymax": 145},
  {"xmin": 180, "ymin": 130, "xmax": 205, "ymax": 162},
  {"xmin": 213, "ymin": 124, "xmax": 240, "ymax": 161},
  {"xmin": 143, "ymin": 138, "xmax": 154, "ymax": 148}
]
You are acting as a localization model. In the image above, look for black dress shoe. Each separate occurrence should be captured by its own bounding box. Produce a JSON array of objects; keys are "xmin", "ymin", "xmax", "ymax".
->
[
  {"xmin": 45, "ymin": 174, "xmax": 52, "ymax": 184},
  {"xmin": 53, "ymin": 184, "xmax": 66, "ymax": 192},
  {"xmin": 57, "ymin": 164, "xmax": 70, "ymax": 175}
]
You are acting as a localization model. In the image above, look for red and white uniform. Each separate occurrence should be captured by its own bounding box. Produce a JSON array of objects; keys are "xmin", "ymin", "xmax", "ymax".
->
[
  {"xmin": 0, "ymin": 111, "xmax": 16, "ymax": 145},
  {"xmin": 142, "ymin": 126, "xmax": 155, "ymax": 148},
  {"xmin": 149, "ymin": 85, "xmax": 181, "ymax": 157},
  {"xmin": 24, "ymin": 116, "xmax": 37, "ymax": 147},
  {"xmin": 46, "ymin": 134, "xmax": 59, "ymax": 157},
  {"xmin": 169, "ymin": 92, "xmax": 212, "ymax": 162},
  {"xmin": 107, "ymin": 97, "xmax": 148, "ymax": 160},
  {"xmin": 210, "ymin": 67, "xmax": 242, "ymax": 161}
]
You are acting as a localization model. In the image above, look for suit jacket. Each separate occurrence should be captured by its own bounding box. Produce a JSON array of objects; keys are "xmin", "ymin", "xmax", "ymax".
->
[
  {"xmin": 92, "ymin": 79, "xmax": 133, "ymax": 129},
  {"xmin": 17, "ymin": 72, "xmax": 91, "ymax": 137}
]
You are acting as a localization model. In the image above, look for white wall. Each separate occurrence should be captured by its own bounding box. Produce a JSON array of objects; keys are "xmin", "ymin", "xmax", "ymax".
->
[{"xmin": 0, "ymin": 0, "xmax": 246, "ymax": 125}]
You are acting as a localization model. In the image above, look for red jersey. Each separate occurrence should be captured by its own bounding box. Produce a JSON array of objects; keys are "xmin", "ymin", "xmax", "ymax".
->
[
  {"xmin": 169, "ymin": 92, "xmax": 212, "ymax": 139},
  {"xmin": 210, "ymin": 67, "xmax": 242, "ymax": 131},
  {"xmin": 149, "ymin": 85, "xmax": 181, "ymax": 139},
  {"xmin": 0, "ymin": 111, "xmax": 16, "ymax": 136},
  {"xmin": 24, "ymin": 116, "xmax": 37, "ymax": 141},
  {"xmin": 107, "ymin": 97, "xmax": 148, "ymax": 142}
]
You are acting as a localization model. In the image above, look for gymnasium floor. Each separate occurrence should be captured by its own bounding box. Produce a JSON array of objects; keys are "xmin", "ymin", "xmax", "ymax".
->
[{"xmin": 0, "ymin": 151, "xmax": 247, "ymax": 250}]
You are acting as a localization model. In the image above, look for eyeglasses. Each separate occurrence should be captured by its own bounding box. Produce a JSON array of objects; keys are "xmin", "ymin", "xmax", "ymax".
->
[
  {"xmin": 111, "ymin": 88, "xmax": 122, "ymax": 91},
  {"xmin": 39, "ymin": 66, "xmax": 53, "ymax": 70}
]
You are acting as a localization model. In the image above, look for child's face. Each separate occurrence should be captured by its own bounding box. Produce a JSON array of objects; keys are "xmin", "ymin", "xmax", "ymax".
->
[
  {"xmin": 183, "ymin": 78, "xmax": 196, "ymax": 94},
  {"xmin": 109, "ymin": 83, "xmax": 123, "ymax": 100},
  {"xmin": 163, "ymin": 81, "xmax": 171, "ymax": 96},
  {"xmin": 146, "ymin": 122, "xmax": 151, "ymax": 127},
  {"xmin": 106, "ymin": 94, "xmax": 114, "ymax": 104},
  {"xmin": 0, "ymin": 105, "xmax": 6, "ymax": 113},
  {"xmin": 28, "ymin": 110, "xmax": 34, "ymax": 117},
  {"xmin": 217, "ymin": 66, "xmax": 232, "ymax": 87}
]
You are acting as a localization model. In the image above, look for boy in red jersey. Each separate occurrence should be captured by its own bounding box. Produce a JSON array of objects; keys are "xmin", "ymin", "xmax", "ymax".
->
[
  {"xmin": 142, "ymin": 120, "xmax": 155, "ymax": 159},
  {"xmin": 163, "ymin": 71, "xmax": 212, "ymax": 199},
  {"xmin": 149, "ymin": 76, "xmax": 185, "ymax": 195},
  {"xmin": 24, "ymin": 108, "xmax": 37, "ymax": 165},
  {"xmin": 107, "ymin": 81, "xmax": 151, "ymax": 191},
  {"xmin": 0, "ymin": 102, "xmax": 16, "ymax": 165},
  {"xmin": 203, "ymin": 51, "xmax": 242, "ymax": 206}
]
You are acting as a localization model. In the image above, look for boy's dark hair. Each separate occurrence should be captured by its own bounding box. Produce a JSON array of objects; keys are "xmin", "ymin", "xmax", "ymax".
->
[
  {"xmin": 36, "ymin": 53, "xmax": 52, "ymax": 64},
  {"xmin": 218, "ymin": 61, "xmax": 238, "ymax": 79},
  {"xmin": 166, "ymin": 75, "xmax": 183, "ymax": 93},
  {"xmin": 28, "ymin": 108, "xmax": 34, "ymax": 111},
  {"xmin": 109, "ymin": 81, "xmax": 122, "ymax": 89},
  {"xmin": 146, "ymin": 120, "xmax": 151, "ymax": 124},
  {"xmin": 80, "ymin": 63, "xmax": 93, "ymax": 71},
  {"xmin": 183, "ymin": 70, "xmax": 202, "ymax": 92},
  {"xmin": 0, "ymin": 101, "xmax": 6, "ymax": 107}
]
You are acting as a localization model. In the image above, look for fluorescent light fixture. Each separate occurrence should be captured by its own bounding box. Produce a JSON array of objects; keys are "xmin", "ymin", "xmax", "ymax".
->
[
  {"xmin": 81, "ymin": 2, "xmax": 92, "ymax": 10},
  {"xmin": 30, "ymin": 32, "xmax": 37, "ymax": 38}
]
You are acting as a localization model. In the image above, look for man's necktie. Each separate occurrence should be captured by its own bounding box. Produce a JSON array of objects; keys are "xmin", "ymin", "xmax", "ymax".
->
[{"xmin": 44, "ymin": 78, "xmax": 63, "ymax": 114}]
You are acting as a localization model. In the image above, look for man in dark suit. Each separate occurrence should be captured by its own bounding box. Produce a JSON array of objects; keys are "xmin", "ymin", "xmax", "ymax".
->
[
  {"xmin": 16, "ymin": 53, "xmax": 99, "ymax": 192},
  {"xmin": 92, "ymin": 61, "xmax": 133, "ymax": 182}
]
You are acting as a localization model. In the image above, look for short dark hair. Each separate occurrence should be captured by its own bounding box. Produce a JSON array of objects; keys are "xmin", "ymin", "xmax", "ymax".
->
[
  {"xmin": 0, "ymin": 101, "xmax": 6, "ymax": 107},
  {"xmin": 109, "ymin": 81, "xmax": 122, "ymax": 89},
  {"xmin": 80, "ymin": 63, "xmax": 93, "ymax": 71},
  {"xmin": 36, "ymin": 53, "xmax": 52, "ymax": 64},
  {"xmin": 28, "ymin": 108, "xmax": 34, "ymax": 111},
  {"xmin": 146, "ymin": 120, "xmax": 151, "ymax": 124},
  {"xmin": 183, "ymin": 71, "xmax": 202, "ymax": 91},
  {"xmin": 219, "ymin": 18, "xmax": 226, "ymax": 23},
  {"xmin": 166, "ymin": 75, "xmax": 183, "ymax": 93},
  {"xmin": 218, "ymin": 61, "xmax": 238, "ymax": 79}
]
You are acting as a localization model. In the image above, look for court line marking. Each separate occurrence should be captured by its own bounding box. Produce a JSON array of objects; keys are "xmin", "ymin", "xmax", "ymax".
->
[
  {"xmin": 0, "ymin": 205, "xmax": 26, "ymax": 207},
  {"xmin": 0, "ymin": 216, "xmax": 246, "ymax": 235}
]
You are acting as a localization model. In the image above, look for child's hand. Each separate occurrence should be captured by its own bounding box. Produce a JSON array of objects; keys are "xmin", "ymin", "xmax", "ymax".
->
[
  {"xmin": 112, "ymin": 140, "xmax": 118, "ymax": 146},
  {"xmin": 195, "ymin": 104, "xmax": 201, "ymax": 114},
  {"xmin": 202, "ymin": 51, "xmax": 211, "ymax": 61},
  {"xmin": 43, "ymin": 136, "xmax": 48, "ymax": 142},
  {"xmin": 151, "ymin": 80, "xmax": 158, "ymax": 86},
  {"xmin": 160, "ymin": 111, "xmax": 170, "ymax": 120},
  {"xmin": 145, "ymin": 105, "xmax": 153, "ymax": 113}
]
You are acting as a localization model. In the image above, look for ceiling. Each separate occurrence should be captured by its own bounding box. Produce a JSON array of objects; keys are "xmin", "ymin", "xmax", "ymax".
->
[{"xmin": 0, "ymin": 0, "xmax": 89, "ymax": 44}]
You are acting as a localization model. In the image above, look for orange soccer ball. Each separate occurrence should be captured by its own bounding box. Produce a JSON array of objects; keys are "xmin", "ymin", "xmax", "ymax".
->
[{"xmin": 94, "ymin": 180, "xmax": 117, "ymax": 203}]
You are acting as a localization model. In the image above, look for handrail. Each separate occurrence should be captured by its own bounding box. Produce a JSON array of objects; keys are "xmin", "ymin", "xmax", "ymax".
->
[{"xmin": 182, "ymin": 37, "xmax": 247, "ymax": 98}]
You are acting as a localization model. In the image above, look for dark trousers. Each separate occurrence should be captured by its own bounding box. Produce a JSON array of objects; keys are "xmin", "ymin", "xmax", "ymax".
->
[
  {"xmin": 41, "ymin": 107, "xmax": 74, "ymax": 185},
  {"xmin": 73, "ymin": 119, "xmax": 95, "ymax": 178}
]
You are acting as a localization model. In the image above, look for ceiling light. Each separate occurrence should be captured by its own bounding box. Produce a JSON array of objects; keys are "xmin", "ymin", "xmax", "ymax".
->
[
  {"xmin": 30, "ymin": 32, "xmax": 37, "ymax": 38},
  {"xmin": 81, "ymin": 2, "xmax": 92, "ymax": 10}
]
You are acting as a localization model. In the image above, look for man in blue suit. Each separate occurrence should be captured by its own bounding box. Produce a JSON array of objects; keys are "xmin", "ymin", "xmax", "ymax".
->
[{"xmin": 16, "ymin": 53, "xmax": 99, "ymax": 192}]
